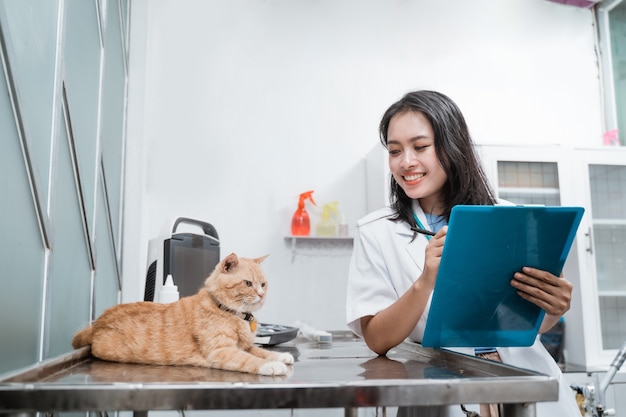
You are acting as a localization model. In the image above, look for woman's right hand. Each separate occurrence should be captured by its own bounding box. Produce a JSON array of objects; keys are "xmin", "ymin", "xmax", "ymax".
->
[
  {"xmin": 421, "ymin": 226, "xmax": 447, "ymax": 289},
  {"xmin": 361, "ymin": 225, "xmax": 448, "ymax": 356}
]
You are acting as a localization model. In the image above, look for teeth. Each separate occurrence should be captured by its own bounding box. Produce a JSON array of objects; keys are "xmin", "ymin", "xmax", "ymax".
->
[{"xmin": 404, "ymin": 173, "xmax": 425, "ymax": 181}]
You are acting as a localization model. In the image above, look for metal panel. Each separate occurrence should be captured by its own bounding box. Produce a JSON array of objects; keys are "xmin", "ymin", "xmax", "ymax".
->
[
  {"xmin": 0, "ymin": 0, "xmax": 59, "ymax": 214},
  {"xmin": 100, "ymin": 0, "xmax": 127, "ymax": 259},
  {"xmin": 94, "ymin": 159, "xmax": 122, "ymax": 319},
  {"xmin": 0, "ymin": 17, "xmax": 46, "ymax": 376},
  {"xmin": 44, "ymin": 101, "xmax": 93, "ymax": 359},
  {"xmin": 63, "ymin": 0, "xmax": 103, "ymax": 243}
]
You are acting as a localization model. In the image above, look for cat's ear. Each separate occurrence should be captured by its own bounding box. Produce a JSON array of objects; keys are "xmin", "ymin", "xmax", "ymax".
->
[
  {"xmin": 222, "ymin": 253, "xmax": 239, "ymax": 272},
  {"xmin": 254, "ymin": 254, "xmax": 269, "ymax": 264}
]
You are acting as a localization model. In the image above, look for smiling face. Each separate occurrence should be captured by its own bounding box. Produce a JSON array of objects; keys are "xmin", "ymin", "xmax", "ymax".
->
[{"xmin": 386, "ymin": 111, "xmax": 448, "ymax": 214}]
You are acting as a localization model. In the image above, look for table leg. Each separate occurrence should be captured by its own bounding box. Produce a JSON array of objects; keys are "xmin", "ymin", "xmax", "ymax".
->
[
  {"xmin": 500, "ymin": 403, "xmax": 536, "ymax": 417},
  {"xmin": 344, "ymin": 407, "xmax": 358, "ymax": 417}
]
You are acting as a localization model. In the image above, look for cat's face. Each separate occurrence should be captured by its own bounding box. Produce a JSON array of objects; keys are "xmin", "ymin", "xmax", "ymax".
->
[{"xmin": 206, "ymin": 253, "xmax": 269, "ymax": 313}]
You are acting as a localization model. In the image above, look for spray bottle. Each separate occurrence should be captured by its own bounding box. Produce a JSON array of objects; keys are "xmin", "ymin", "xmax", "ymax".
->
[
  {"xmin": 291, "ymin": 190, "xmax": 316, "ymax": 236},
  {"xmin": 316, "ymin": 201, "xmax": 339, "ymax": 237}
]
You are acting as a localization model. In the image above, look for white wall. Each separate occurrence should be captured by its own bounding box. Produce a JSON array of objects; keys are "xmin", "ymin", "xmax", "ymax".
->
[{"xmin": 123, "ymin": 0, "xmax": 603, "ymax": 331}]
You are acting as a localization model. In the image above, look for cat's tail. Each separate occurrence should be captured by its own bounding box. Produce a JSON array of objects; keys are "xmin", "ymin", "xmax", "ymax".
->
[{"xmin": 71, "ymin": 325, "xmax": 94, "ymax": 349}]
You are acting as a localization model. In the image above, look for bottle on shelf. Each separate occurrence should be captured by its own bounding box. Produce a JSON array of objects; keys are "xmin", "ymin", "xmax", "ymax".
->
[
  {"xmin": 316, "ymin": 201, "xmax": 339, "ymax": 237},
  {"xmin": 291, "ymin": 190, "xmax": 316, "ymax": 236}
]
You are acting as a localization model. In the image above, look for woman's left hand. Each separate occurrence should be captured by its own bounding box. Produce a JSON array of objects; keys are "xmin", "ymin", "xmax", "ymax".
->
[{"xmin": 510, "ymin": 266, "xmax": 572, "ymax": 317}]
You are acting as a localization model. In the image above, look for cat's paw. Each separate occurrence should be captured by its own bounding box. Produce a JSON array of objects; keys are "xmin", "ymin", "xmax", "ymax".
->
[
  {"xmin": 275, "ymin": 352, "xmax": 294, "ymax": 365},
  {"xmin": 258, "ymin": 360, "xmax": 291, "ymax": 376}
]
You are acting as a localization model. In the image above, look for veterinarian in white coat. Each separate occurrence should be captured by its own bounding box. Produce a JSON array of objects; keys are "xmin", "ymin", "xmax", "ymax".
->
[{"xmin": 345, "ymin": 90, "xmax": 580, "ymax": 417}]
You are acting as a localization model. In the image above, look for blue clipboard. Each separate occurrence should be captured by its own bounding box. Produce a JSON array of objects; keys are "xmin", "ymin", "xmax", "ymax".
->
[{"xmin": 421, "ymin": 205, "xmax": 584, "ymax": 348}]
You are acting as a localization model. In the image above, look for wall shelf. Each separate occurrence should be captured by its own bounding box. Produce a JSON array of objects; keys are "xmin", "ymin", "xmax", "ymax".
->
[{"xmin": 284, "ymin": 236, "xmax": 353, "ymax": 261}]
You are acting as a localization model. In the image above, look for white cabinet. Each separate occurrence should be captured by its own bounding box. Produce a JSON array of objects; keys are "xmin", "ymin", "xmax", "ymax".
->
[{"xmin": 478, "ymin": 144, "xmax": 626, "ymax": 371}]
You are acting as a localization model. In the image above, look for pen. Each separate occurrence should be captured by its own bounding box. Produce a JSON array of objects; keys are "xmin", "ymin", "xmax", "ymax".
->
[
  {"xmin": 410, "ymin": 226, "xmax": 436, "ymax": 236},
  {"xmin": 411, "ymin": 213, "xmax": 437, "ymax": 237}
]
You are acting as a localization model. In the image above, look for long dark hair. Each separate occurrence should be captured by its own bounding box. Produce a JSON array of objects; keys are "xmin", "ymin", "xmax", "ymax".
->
[{"xmin": 379, "ymin": 90, "xmax": 496, "ymax": 232}]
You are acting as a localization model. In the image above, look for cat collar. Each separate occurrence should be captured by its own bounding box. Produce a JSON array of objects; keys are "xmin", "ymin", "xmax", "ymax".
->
[{"xmin": 214, "ymin": 300, "xmax": 257, "ymax": 332}]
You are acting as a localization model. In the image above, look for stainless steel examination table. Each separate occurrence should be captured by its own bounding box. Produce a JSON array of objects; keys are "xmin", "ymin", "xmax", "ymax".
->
[{"xmin": 0, "ymin": 331, "xmax": 558, "ymax": 417}]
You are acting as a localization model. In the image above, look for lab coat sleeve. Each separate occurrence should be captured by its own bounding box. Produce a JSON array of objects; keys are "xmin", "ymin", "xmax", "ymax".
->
[{"xmin": 346, "ymin": 216, "xmax": 400, "ymax": 337}]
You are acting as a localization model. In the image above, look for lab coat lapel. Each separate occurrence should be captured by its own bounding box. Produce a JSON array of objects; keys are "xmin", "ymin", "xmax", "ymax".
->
[{"xmin": 400, "ymin": 202, "xmax": 430, "ymax": 273}]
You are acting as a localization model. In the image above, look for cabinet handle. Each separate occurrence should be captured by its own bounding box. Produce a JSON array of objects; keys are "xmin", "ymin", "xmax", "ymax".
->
[{"xmin": 585, "ymin": 227, "xmax": 593, "ymax": 254}]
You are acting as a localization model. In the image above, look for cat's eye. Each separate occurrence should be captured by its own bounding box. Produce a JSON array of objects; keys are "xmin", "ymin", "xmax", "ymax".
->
[
  {"xmin": 261, "ymin": 283, "xmax": 266, "ymax": 288},
  {"xmin": 244, "ymin": 280, "xmax": 252, "ymax": 287}
]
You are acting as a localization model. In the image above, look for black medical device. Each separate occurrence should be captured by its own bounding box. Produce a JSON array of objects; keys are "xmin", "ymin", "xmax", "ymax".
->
[{"xmin": 145, "ymin": 217, "xmax": 220, "ymax": 301}]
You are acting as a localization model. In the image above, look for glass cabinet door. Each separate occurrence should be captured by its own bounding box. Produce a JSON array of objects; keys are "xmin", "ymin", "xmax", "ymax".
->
[
  {"xmin": 496, "ymin": 161, "xmax": 561, "ymax": 206},
  {"xmin": 478, "ymin": 145, "xmax": 572, "ymax": 206},
  {"xmin": 587, "ymin": 161, "xmax": 626, "ymax": 350},
  {"xmin": 566, "ymin": 148, "xmax": 626, "ymax": 369}
]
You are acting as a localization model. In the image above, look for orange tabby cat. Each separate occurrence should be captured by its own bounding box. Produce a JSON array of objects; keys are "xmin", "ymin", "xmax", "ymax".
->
[{"xmin": 72, "ymin": 253, "xmax": 294, "ymax": 376}]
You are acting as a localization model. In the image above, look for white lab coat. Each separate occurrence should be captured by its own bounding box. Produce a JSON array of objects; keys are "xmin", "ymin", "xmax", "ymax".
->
[{"xmin": 346, "ymin": 202, "xmax": 581, "ymax": 417}]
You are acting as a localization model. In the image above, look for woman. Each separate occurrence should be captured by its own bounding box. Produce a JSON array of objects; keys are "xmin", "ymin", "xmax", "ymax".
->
[{"xmin": 346, "ymin": 90, "xmax": 579, "ymax": 417}]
